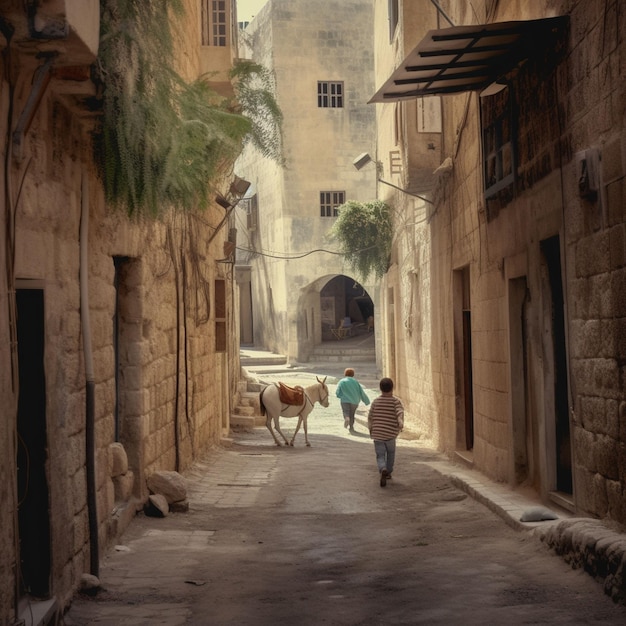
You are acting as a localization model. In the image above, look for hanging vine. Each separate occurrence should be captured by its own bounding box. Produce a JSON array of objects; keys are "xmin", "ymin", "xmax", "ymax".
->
[
  {"xmin": 330, "ymin": 200, "xmax": 393, "ymax": 281},
  {"xmin": 94, "ymin": 0, "xmax": 282, "ymax": 217}
]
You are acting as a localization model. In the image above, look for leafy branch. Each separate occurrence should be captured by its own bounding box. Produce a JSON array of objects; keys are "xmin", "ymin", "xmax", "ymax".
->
[
  {"xmin": 330, "ymin": 200, "xmax": 393, "ymax": 281},
  {"xmin": 94, "ymin": 1, "xmax": 282, "ymax": 217}
]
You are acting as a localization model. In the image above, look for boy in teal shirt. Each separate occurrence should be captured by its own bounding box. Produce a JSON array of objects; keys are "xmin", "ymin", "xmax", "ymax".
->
[{"xmin": 335, "ymin": 368, "xmax": 370, "ymax": 431}]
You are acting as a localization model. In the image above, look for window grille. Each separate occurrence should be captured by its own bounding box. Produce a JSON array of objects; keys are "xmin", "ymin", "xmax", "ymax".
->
[
  {"xmin": 317, "ymin": 81, "xmax": 344, "ymax": 108},
  {"xmin": 388, "ymin": 0, "xmax": 399, "ymax": 41},
  {"xmin": 482, "ymin": 87, "xmax": 515, "ymax": 199},
  {"xmin": 320, "ymin": 191, "xmax": 345, "ymax": 217},
  {"xmin": 202, "ymin": 0, "xmax": 228, "ymax": 47},
  {"xmin": 246, "ymin": 194, "xmax": 258, "ymax": 231},
  {"xmin": 389, "ymin": 150, "xmax": 402, "ymax": 175}
]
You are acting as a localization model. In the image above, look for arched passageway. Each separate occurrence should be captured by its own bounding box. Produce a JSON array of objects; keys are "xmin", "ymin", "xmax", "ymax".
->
[{"xmin": 320, "ymin": 275, "xmax": 374, "ymax": 341}]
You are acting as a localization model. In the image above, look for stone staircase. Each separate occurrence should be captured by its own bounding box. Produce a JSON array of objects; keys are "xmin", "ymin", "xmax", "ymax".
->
[
  {"xmin": 230, "ymin": 380, "xmax": 266, "ymax": 431},
  {"xmin": 230, "ymin": 348, "xmax": 288, "ymax": 431},
  {"xmin": 306, "ymin": 338, "xmax": 375, "ymax": 365}
]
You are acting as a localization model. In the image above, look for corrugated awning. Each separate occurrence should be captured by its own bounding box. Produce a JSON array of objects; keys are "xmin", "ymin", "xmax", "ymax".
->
[{"xmin": 369, "ymin": 16, "xmax": 568, "ymax": 103}]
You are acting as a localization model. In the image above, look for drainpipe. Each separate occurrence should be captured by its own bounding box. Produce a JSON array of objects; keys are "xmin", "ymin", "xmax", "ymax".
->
[{"xmin": 80, "ymin": 172, "xmax": 99, "ymax": 576}]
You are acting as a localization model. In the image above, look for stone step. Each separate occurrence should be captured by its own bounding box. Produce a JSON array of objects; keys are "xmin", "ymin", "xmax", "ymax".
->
[
  {"xmin": 238, "ymin": 396, "xmax": 259, "ymax": 408},
  {"xmin": 233, "ymin": 405, "xmax": 256, "ymax": 416},
  {"xmin": 245, "ymin": 381, "xmax": 267, "ymax": 393},
  {"xmin": 307, "ymin": 351, "xmax": 375, "ymax": 364},
  {"xmin": 240, "ymin": 354, "xmax": 288, "ymax": 367},
  {"xmin": 230, "ymin": 414, "xmax": 265, "ymax": 429},
  {"xmin": 230, "ymin": 415, "xmax": 256, "ymax": 429},
  {"xmin": 309, "ymin": 346, "xmax": 375, "ymax": 357}
]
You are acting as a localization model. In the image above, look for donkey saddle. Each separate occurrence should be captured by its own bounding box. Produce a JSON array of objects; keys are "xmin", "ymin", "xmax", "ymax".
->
[{"xmin": 278, "ymin": 382, "xmax": 305, "ymax": 406}]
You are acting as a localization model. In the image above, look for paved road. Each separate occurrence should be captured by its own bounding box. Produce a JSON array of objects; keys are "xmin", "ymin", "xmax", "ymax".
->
[{"xmin": 64, "ymin": 364, "xmax": 626, "ymax": 625}]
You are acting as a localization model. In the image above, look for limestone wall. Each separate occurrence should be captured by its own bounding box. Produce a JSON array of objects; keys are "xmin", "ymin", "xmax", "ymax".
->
[
  {"xmin": 0, "ymin": 1, "xmax": 240, "ymax": 619},
  {"xmin": 236, "ymin": 0, "xmax": 378, "ymax": 362},
  {"xmin": 374, "ymin": 0, "xmax": 626, "ymax": 525}
]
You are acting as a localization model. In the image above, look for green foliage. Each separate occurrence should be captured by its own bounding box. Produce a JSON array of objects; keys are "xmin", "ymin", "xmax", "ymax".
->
[
  {"xmin": 330, "ymin": 200, "xmax": 393, "ymax": 281},
  {"xmin": 95, "ymin": 1, "xmax": 282, "ymax": 217},
  {"xmin": 229, "ymin": 60, "xmax": 284, "ymax": 165}
]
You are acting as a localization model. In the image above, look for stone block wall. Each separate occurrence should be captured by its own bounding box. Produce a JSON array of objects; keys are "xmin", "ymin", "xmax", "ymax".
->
[{"xmin": 0, "ymin": 1, "xmax": 241, "ymax": 619}]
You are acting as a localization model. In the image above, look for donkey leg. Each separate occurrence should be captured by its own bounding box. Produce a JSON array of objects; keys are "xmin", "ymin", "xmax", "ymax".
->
[
  {"xmin": 266, "ymin": 417, "xmax": 282, "ymax": 446},
  {"xmin": 273, "ymin": 416, "xmax": 290, "ymax": 446},
  {"xmin": 290, "ymin": 416, "xmax": 304, "ymax": 446},
  {"xmin": 302, "ymin": 415, "xmax": 311, "ymax": 447}
]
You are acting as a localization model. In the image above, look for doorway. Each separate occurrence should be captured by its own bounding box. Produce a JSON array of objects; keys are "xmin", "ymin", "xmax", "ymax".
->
[
  {"xmin": 454, "ymin": 267, "xmax": 474, "ymax": 452},
  {"xmin": 113, "ymin": 256, "xmax": 142, "ymax": 495},
  {"xmin": 508, "ymin": 276, "xmax": 536, "ymax": 487},
  {"xmin": 16, "ymin": 284, "xmax": 51, "ymax": 598},
  {"xmin": 540, "ymin": 236, "xmax": 572, "ymax": 495}
]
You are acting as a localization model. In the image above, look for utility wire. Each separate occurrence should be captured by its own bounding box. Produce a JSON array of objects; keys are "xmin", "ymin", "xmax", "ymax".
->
[{"xmin": 236, "ymin": 244, "xmax": 375, "ymax": 260}]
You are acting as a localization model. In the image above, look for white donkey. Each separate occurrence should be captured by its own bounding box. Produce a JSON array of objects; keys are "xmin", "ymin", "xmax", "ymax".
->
[{"xmin": 259, "ymin": 377, "xmax": 329, "ymax": 446}]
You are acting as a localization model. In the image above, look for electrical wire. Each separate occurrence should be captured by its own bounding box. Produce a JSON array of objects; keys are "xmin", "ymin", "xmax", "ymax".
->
[{"xmin": 235, "ymin": 244, "xmax": 376, "ymax": 260}]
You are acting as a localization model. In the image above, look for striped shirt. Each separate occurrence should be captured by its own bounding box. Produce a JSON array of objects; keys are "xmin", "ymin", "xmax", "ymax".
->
[{"xmin": 368, "ymin": 394, "xmax": 404, "ymax": 441}]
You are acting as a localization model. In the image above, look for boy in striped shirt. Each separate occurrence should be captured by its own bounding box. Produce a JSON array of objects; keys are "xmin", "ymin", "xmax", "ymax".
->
[{"xmin": 367, "ymin": 377, "xmax": 404, "ymax": 487}]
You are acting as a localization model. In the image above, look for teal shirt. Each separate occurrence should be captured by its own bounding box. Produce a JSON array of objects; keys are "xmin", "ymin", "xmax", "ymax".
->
[{"xmin": 336, "ymin": 377, "xmax": 370, "ymax": 406}]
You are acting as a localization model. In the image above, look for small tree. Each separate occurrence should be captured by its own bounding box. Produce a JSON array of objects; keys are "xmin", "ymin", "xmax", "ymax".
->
[{"xmin": 330, "ymin": 200, "xmax": 393, "ymax": 281}]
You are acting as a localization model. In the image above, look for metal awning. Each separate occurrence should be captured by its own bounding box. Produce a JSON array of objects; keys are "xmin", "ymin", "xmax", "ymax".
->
[{"xmin": 369, "ymin": 16, "xmax": 568, "ymax": 103}]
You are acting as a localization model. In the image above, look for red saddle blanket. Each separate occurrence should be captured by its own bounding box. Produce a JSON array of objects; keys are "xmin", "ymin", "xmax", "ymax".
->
[{"xmin": 278, "ymin": 382, "xmax": 304, "ymax": 406}]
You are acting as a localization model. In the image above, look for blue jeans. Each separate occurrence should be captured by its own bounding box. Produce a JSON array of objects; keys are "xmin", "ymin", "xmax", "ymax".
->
[
  {"xmin": 340, "ymin": 402, "xmax": 358, "ymax": 428},
  {"xmin": 374, "ymin": 439, "xmax": 396, "ymax": 474}
]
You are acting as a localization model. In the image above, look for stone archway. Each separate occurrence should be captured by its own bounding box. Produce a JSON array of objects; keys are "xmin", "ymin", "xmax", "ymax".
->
[
  {"xmin": 294, "ymin": 274, "xmax": 375, "ymax": 362},
  {"xmin": 319, "ymin": 275, "xmax": 374, "ymax": 342}
]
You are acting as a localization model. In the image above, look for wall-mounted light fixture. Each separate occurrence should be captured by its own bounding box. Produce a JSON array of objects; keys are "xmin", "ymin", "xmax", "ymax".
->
[
  {"xmin": 353, "ymin": 152, "xmax": 374, "ymax": 170},
  {"xmin": 353, "ymin": 152, "xmax": 433, "ymax": 204},
  {"xmin": 229, "ymin": 175, "xmax": 252, "ymax": 197},
  {"xmin": 209, "ymin": 176, "xmax": 252, "ymax": 245},
  {"xmin": 215, "ymin": 194, "xmax": 231, "ymax": 210}
]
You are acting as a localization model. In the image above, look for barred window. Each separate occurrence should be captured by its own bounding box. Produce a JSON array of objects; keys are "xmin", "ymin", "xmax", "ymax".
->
[
  {"xmin": 317, "ymin": 81, "xmax": 344, "ymax": 108},
  {"xmin": 482, "ymin": 87, "xmax": 515, "ymax": 201},
  {"xmin": 388, "ymin": 0, "xmax": 399, "ymax": 41},
  {"xmin": 202, "ymin": 0, "xmax": 228, "ymax": 47},
  {"xmin": 320, "ymin": 191, "xmax": 345, "ymax": 217}
]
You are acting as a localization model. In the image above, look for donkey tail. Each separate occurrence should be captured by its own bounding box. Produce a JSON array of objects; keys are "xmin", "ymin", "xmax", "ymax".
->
[{"xmin": 259, "ymin": 386, "xmax": 267, "ymax": 417}]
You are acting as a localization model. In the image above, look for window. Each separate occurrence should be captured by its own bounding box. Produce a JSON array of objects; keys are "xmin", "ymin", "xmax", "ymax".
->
[
  {"xmin": 320, "ymin": 191, "xmax": 345, "ymax": 217},
  {"xmin": 246, "ymin": 194, "xmax": 258, "ymax": 231},
  {"xmin": 388, "ymin": 0, "xmax": 399, "ymax": 41},
  {"xmin": 201, "ymin": 0, "xmax": 228, "ymax": 47},
  {"xmin": 317, "ymin": 81, "xmax": 343, "ymax": 108},
  {"xmin": 482, "ymin": 86, "xmax": 515, "ymax": 199},
  {"xmin": 215, "ymin": 279, "xmax": 226, "ymax": 352},
  {"xmin": 389, "ymin": 150, "xmax": 402, "ymax": 175},
  {"xmin": 416, "ymin": 96, "xmax": 442, "ymax": 133}
]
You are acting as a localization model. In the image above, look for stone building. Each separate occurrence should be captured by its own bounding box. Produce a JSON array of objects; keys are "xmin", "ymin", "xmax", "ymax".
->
[
  {"xmin": 371, "ymin": 0, "xmax": 626, "ymax": 525},
  {"xmin": 0, "ymin": 0, "xmax": 244, "ymax": 621},
  {"xmin": 234, "ymin": 0, "xmax": 378, "ymax": 363}
]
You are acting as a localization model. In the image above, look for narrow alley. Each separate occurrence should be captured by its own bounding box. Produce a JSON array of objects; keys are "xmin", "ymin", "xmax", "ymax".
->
[{"xmin": 63, "ymin": 352, "xmax": 626, "ymax": 625}]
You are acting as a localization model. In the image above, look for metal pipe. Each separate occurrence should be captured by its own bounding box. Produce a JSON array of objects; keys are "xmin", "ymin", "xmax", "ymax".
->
[
  {"xmin": 378, "ymin": 178, "xmax": 433, "ymax": 204},
  {"xmin": 429, "ymin": 0, "xmax": 455, "ymax": 27}
]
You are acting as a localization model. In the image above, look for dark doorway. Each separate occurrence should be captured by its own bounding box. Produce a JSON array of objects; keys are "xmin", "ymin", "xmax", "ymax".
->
[
  {"xmin": 462, "ymin": 309, "xmax": 474, "ymax": 449},
  {"xmin": 509, "ymin": 276, "xmax": 535, "ymax": 487},
  {"xmin": 454, "ymin": 268, "xmax": 474, "ymax": 452},
  {"xmin": 16, "ymin": 286, "xmax": 51, "ymax": 598},
  {"xmin": 541, "ymin": 236, "xmax": 572, "ymax": 494}
]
